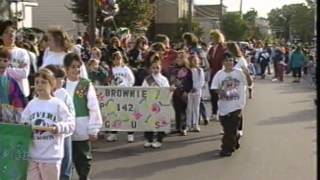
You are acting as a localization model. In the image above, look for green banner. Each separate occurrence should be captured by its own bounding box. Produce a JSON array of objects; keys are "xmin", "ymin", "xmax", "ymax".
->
[{"xmin": 0, "ymin": 123, "xmax": 32, "ymax": 180}]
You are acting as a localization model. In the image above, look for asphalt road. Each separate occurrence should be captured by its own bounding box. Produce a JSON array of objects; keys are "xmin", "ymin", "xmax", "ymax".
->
[{"xmin": 73, "ymin": 75, "xmax": 317, "ymax": 180}]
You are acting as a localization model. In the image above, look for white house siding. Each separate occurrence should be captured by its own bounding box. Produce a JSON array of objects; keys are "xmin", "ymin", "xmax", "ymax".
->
[{"xmin": 32, "ymin": 0, "xmax": 85, "ymax": 36}]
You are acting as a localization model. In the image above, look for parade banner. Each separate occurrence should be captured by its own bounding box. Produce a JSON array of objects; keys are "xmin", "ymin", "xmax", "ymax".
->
[
  {"xmin": 0, "ymin": 123, "xmax": 32, "ymax": 180},
  {"xmin": 96, "ymin": 86, "xmax": 174, "ymax": 132}
]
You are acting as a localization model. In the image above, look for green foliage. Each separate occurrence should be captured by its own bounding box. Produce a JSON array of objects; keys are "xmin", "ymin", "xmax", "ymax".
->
[
  {"xmin": 221, "ymin": 12, "xmax": 247, "ymax": 41},
  {"xmin": 68, "ymin": 0, "xmax": 155, "ymax": 33},
  {"xmin": 268, "ymin": 3, "xmax": 314, "ymax": 42},
  {"xmin": 174, "ymin": 17, "xmax": 205, "ymax": 42},
  {"xmin": 243, "ymin": 9, "xmax": 258, "ymax": 23}
]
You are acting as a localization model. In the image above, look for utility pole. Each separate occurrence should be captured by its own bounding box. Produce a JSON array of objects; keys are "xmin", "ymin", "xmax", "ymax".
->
[
  {"xmin": 88, "ymin": 0, "xmax": 97, "ymax": 47},
  {"xmin": 188, "ymin": 0, "xmax": 193, "ymax": 32},
  {"xmin": 240, "ymin": 0, "xmax": 243, "ymax": 17},
  {"xmin": 220, "ymin": 0, "xmax": 223, "ymax": 30}
]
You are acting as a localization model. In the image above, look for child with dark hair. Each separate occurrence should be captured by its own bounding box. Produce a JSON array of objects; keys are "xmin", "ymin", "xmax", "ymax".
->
[
  {"xmin": 211, "ymin": 51, "xmax": 252, "ymax": 157},
  {"xmin": 142, "ymin": 53, "xmax": 170, "ymax": 148},
  {"xmin": 63, "ymin": 52, "xmax": 102, "ymax": 180}
]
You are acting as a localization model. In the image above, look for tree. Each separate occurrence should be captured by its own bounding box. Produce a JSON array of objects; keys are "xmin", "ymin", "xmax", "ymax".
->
[
  {"xmin": 174, "ymin": 18, "xmax": 204, "ymax": 42},
  {"xmin": 68, "ymin": 0, "xmax": 155, "ymax": 33},
  {"xmin": 221, "ymin": 12, "xmax": 247, "ymax": 41},
  {"xmin": 268, "ymin": 3, "xmax": 314, "ymax": 42}
]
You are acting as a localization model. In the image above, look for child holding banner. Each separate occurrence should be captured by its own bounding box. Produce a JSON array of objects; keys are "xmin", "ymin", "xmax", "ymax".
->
[
  {"xmin": 186, "ymin": 53, "xmax": 205, "ymax": 132},
  {"xmin": 63, "ymin": 53, "xmax": 102, "ymax": 180},
  {"xmin": 45, "ymin": 65, "xmax": 75, "ymax": 180},
  {"xmin": 106, "ymin": 50, "xmax": 136, "ymax": 142},
  {"xmin": 142, "ymin": 53, "xmax": 170, "ymax": 148},
  {"xmin": 21, "ymin": 68, "xmax": 75, "ymax": 180},
  {"xmin": 0, "ymin": 47, "xmax": 27, "ymax": 123}
]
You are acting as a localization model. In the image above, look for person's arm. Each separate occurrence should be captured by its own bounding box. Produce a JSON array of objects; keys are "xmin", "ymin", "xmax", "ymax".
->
[
  {"xmin": 6, "ymin": 50, "xmax": 30, "ymax": 80},
  {"xmin": 87, "ymin": 83, "xmax": 103, "ymax": 137},
  {"xmin": 54, "ymin": 102, "xmax": 75, "ymax": 135},
  {"xmin": 241, "ymin": 67, "xmax": 253, "ymax": 87},
  {"xmin": 126, "ymin": 66, "xmax": 135, "ymax": 87}
]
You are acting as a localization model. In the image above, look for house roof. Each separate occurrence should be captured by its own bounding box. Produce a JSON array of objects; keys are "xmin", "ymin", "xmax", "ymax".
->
[{"xmin": 194, "ymin": 5, "xmax": 226, "ymax": 18}]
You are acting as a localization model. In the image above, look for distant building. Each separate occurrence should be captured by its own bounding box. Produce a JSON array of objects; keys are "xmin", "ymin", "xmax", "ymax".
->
[
  {"xmin": 0, "ymin": 0, "xmax": 39, "ymax": 29},
  {"xmin": 153, "ymin": 0, "xmax": 190, "ymax": 40},
  {"xmin": 193, "ymin": 4, "xmax": 226, "ymax": 43},
  {"xmin": 32, "ymin": 0, "xmax": 85, "ymax": 37}
]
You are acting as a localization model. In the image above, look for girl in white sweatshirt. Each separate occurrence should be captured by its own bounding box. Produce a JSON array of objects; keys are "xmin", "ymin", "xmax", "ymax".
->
[
  {"xmin": 63, "ymin": 53, "xmax": 102, "ymax": 180},
  {"xmin": 186, "ymin": 54, "xmax": 205, "ymax": 132},
  {"xmin": 21, "ymin": 69, "xmax": 75, "ymax": 180},
  {"xmin": 45, "ymin": 64, "xmax": 75, "ymax": 180},
  {"xmin": 106, "ymin": 51, "xmax": 136, "ymax": 142},
  {"xmin": 142, "ymin": 54, "xmax": 170, "ymax": 149}
]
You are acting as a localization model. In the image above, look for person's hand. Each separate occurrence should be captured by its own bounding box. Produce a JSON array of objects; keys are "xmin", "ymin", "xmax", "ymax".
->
[
  {"xmin": 169, "ymin": 86, "xmax": 176, "ymax": 92},
  {"xmin": 89, "ymin": 134, "xmax": 98, "ymax": 141},
  {"xmin": 49, "ymin": 125, "xmax": 58, "ymax": 134}
]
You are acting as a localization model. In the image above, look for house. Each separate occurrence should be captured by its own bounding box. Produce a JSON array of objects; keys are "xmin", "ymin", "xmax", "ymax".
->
[
  {"xmin": 32, "ymin": 0, "xmax": 85, "ymax": 37},
  {"xmin": 153, "ymin": 0, "xmax": 190, "ymax": 40},
  {"xmin": 193, "ymin": 4, "xmax": 226, "ymax": 43},
  {"xmin": 0, "ymin": 0, "xmax": 39, "ymax": 28}
]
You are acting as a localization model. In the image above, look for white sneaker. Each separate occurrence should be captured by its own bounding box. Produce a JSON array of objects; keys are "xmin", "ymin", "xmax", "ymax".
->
[
  {"xmin": 238, "ymin": 130, "xmax": 243, "ymax": 137},
  {"xmin": 210, "ymin": 114, "xmax": 218, "ymax": 121},
  {"xmin": 272, "ymin": 78, "xmax": 278, "ymax": 82},
  {"xmin": 107, "ymin": 134, "xmax": 118, "ymax": 142},
  {"xmin": 181, "ymin": 129, "xmax": 188, "ymax": 136},
  {"xmin": 144, "ymin": 141, "xmax": 153, "ymax": 148},
  {"xmin": 127, "ymin": 134, "xmax": 134, "ymax": 143},
  {"xmin": 193, "ymin": 125, "xmax": 201, "ymax": 132},
  {"xmin": 152, "ymin": 141, "xmax": 162, "ymax": 148}
]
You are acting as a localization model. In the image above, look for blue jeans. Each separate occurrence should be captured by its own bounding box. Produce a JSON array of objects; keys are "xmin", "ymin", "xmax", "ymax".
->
[{"xmin": 60, "ymin": 136, "xmax": 73, "ymax": 180}]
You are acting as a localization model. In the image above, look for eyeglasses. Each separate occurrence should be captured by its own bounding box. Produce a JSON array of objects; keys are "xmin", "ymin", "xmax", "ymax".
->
[{"xmin": 0, "ymin": 58, "xmax": 9, "ymax": 63}]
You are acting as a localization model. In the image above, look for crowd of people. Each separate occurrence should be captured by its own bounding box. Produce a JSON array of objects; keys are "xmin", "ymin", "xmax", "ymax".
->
[{"xmin": 0, "ymin": 19, "xmax": 317, "ymax": 180}]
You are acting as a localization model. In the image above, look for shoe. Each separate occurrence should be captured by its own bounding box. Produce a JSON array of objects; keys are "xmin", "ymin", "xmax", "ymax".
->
[
  {"xmin": 210, "ymin": 114, "xmax": 218, "ymax": 121},
  {"xmin": 144, "ymin": 141, "xmax": 153, "ymax": 148},
  {"xmin": 272, "ymin": 78, "xmax": 278, "ymax": 82},
  {"xmin": 204, "ymin": 119, "xmax": 209, "ymax": 125},
  {"xmin": 152, "ymin": 141, "xmax": 162, "ymax": 148},
  {"xmin": 238, "ymin": 130, "xmax": 243, "ymax": 137},
  {"xmin": 181, "ymin": 129, "xmax": 188, "ymax": 136},
  {"xmin": 219, "ymin": 151, "xmax": 232, "ymax": 157},
  {"xmin": 193, "ymin": 125, "xmax": 201, "ymax": 132},
  {"xmin": 127, "ymin": 134, "xmax": 134, "ymax": 143},
  {"xmin": 235, "ymin": 143, "xmax": 240, "ymax": 150},
  {"xmin": 220, "ymin": 129, "xmax": 224, "ymax": 135},
  {"xmin": 107, "ymin": 134, "xmax": 118, "ymax": 142}
]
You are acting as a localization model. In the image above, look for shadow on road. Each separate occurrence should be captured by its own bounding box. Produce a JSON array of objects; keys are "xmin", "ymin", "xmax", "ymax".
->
[
  {"xmin": 92, "ymin": 150, "xmax": 222, "ymax": 180},
  {"xmin": 92, "ymin": 133, "xmax": 222, "ymax": 161},
  {"xmin": 257, "ymin": 109, "xmax": 316, "ymax": 125}
]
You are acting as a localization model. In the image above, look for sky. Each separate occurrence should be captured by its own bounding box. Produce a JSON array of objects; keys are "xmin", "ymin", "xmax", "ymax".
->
[{"xmin": 194, "ymin": 0, "xmax": 307, "ymax": 17}]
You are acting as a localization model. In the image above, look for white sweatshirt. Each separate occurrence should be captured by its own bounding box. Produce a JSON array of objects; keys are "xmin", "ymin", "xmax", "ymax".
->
[
  {"xmin": 191, "ymin": 67, "xmax": 205, "ymax": 93},
  {"xmin": 41, "ymin": 48, "xmax": 88, "ymax": 79},
  {"xmin": 65, "ymin": 79, "xmax": 103, "ymax": 141},
  {"xmin": 6, "ymin": 46, "xmax": 30, "ymax": 97},
  {"xmin": 111, "ymin": 66, "xmax": 135, "ymax": 87},
  {"xmin": 142, "ymin": 73, "xmax": 170, "ymax": 87},
  {"xmin": 21, "ymin": 97, "xmax": 75, "ymax": 163},
  {"xmin": 54, "ymin": 88, "xmax": 76, "ymax": 137}
]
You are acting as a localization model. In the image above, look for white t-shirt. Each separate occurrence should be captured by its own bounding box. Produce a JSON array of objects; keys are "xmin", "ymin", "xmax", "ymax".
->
[
  {"xmin": 234, "ymin": 56, "xmax": 248, "ymax": 69},
  {"xmin": 21, "ymin": 97, "xmax": 75, "ymax": 163},
  {"xmin": 111, "ymin": 66, "xmax": 135, "ymax": 87},
  {"xmin": 6, "ymin": 46, "xmax": 30, "ymax": 97},
  {"xmin": 210, "ymin": 68, "xmax": 247, "ymax": 116},
  {"xmin": 41, "ymin": 48, "xmax": 88, "ymax": 79},
  {"xmin": 54, "ymin": 88, "xmax": 75, "ymax": 137},
  {"xmin": 142, "ymin": 73, "xmax": 170, "ymax": 87}
]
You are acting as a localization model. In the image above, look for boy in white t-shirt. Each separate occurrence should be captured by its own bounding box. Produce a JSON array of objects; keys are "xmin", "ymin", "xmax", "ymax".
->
[{"xmin": 211, "ymin": 51, "xmax": 252, "ymax": 157}]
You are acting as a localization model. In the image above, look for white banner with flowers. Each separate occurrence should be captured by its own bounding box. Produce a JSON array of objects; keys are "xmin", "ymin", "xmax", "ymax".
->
[{"xmin": 95, "ymin": 86, "xmax": 174, "ymax": 132}]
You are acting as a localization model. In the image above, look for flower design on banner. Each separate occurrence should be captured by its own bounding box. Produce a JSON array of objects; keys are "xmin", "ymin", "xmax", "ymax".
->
[
  {"xmin": 151, "ymin": 103, "xmax": 161, "ymax": 113},
  {"xmin": 132, "ymin": 112, "xmax": 143, "ymax": 120}
]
